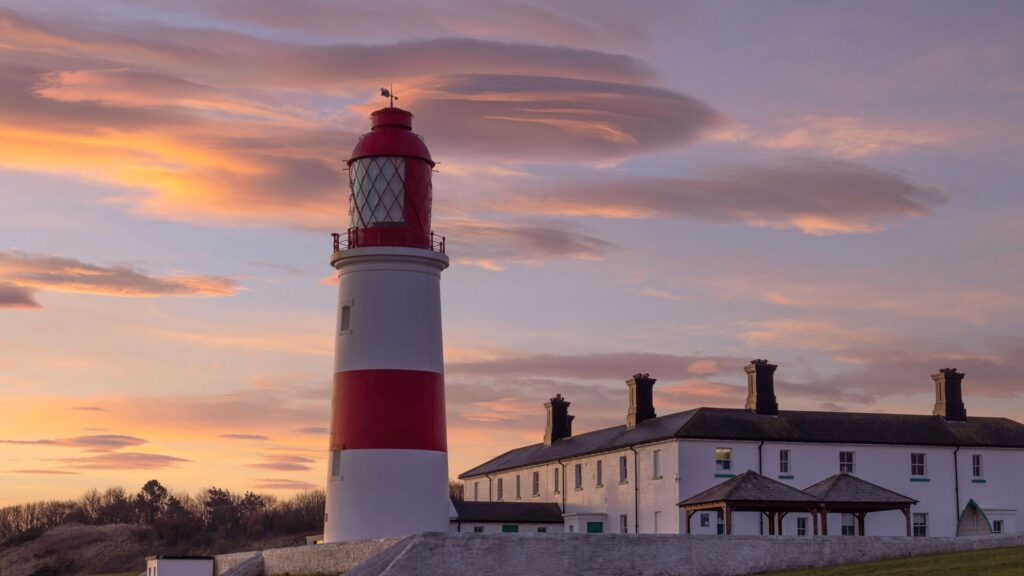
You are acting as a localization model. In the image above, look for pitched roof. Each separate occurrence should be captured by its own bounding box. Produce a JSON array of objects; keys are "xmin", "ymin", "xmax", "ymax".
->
[
  {"xmin": 803, "ymin": 473, "xmax": 917, "ymax": 505},
  {"xmin": 678, "ymin": 471, "xmax": 819, "ymax": 507},
  {"xmin": 451, "ymin": 501, "xmax": 564, "ymax": 524},
  {"xmin": 459, "ymin": 407, "xmax": 1024, "ymax": 478}
]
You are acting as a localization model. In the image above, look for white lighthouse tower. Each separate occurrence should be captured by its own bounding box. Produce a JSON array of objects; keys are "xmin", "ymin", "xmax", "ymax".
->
[{"xmin": 324, "ymin": 103, "xmax": 449, "ymax": 542}]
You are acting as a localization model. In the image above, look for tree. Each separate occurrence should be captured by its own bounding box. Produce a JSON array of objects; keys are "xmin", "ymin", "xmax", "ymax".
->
[
  {"xmin": 135, "ymin": 480, "xmax": 169, "ymax": 524},
  {"xmin": 448, "ymin": 480, "xmax": 465, "ymax": 502}
]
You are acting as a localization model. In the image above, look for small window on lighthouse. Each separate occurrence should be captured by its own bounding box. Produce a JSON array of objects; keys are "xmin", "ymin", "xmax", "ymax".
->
[
  {"xmin": 331, "ymin": 451, "xmax": 341, "ymax": 478},
  {"xmin": 340, "ymin": 303, "xmax": 352, "ymax": 334}
]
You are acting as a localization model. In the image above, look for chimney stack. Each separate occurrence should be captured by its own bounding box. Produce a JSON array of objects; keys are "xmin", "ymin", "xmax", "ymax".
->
[
  {"xmin": 626, "ymin": 373, "xmax": 657, "ymax": 428},
  {"xmin": 745, "ymin": 359, "xmax": 779, "ymax": 416},
  {"xmin": 544, "ymin": 394, "xmax": 573, "ymax": 446},
  {"xmin": 932, "ymin": 368, "xmax": 967, "ymax": 422}
]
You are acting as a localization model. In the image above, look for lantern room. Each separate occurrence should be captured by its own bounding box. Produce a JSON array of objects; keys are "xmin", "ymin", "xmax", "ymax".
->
[{"xmin": 343, "ymin": 106, "xmax": 439, "ymax": 251}]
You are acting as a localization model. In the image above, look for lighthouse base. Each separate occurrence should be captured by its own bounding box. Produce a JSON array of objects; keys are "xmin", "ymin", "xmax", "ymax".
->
[{"xmin": 324, "ymin": 448, "xmax": 450, "ymax": 542}]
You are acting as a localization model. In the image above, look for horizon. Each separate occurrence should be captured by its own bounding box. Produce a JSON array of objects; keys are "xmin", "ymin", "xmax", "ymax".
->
[{"xmin": 2, "ymin": 0, "xmax": 1023, "ymax": 507}]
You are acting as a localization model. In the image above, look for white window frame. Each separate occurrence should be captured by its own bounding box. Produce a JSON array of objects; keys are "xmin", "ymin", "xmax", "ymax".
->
[
  {"xmin": 839, "ymin": 451, "xmax": 856, "ymax": 474},
  {"xmin": 913, "ymin": 513, "xmax": 928, "ymax": 537},
  {"xmin": 497, "ymin": 478, "xmax": 504, "ymax": 501},
  {"xmin": 619, "ymin": 514, "xmax": 628, "ymax": 534},
  {"xmin": 596, "ymin": 460, "xmax": 603, "ymax": 487},
  {"xmin": 515, "ymin": 474, "xmax": 521, "ymax": 499},
  {"xmin": 331, "ymin": 451, "xmax": 341, "ymax": 478},
  {"xmin": 911, "ymin": 453, "xmax": 927, "ymax": 477},
  {"xmin": 779, "ymin": 449, "xmax": 791, "ymax": 475},
  {"xmin": 554, "ymin": 468, "xmax": 561, "ymax": 494},
  {"xmin": 473, "ymin": 481, "xmax": 479, "ymax": 501},
  {"xmin": 654, "ymin": 510, "xmax": 661, "ymax": 534},
  {"xmin": 715, "ymin": 448, "xmax": 732, "ymax": 473},
  {"xmin": 993, "ymin": 519, "xmax": 1004, "ymax": 534},
  {"xmin": 972, "ymin": 454, "xmax": 984, "ymax": 479},
  {"xmin": 841, "ymin": 513, "xmax": 856, "ymax": 536},
  {"xmin": 652, "ymin": 449, "xmax": 662, "ymax": 479},
  {"xmin": 797, "ymin": 517, "xmax": 807, "ymax": 536},
  {"xmin": 700, "ymin": 512, "xmax": 710, "ymax": 528},
  {"xmin": 473, "ymin": 526, "xmax": 485, "ymax": 533},
  {"xmin": 574, "ymin": 463, "xmax": 583, "ymax": 490},
  {"xmin": 532, "ymin": 471, "xmax": 540, "ymax": 496},
  {"xmin": 619, "ymin": 455, "xmax": 629, "ymax": 483},
  {"xmin": 339, "ymin": 300, "xmax": 354, "ymax": 334}
]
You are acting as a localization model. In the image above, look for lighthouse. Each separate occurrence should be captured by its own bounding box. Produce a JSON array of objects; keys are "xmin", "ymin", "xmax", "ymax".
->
[{"xmin": 324, "ymin": 102, "xmax": 449, "ymax": 542}]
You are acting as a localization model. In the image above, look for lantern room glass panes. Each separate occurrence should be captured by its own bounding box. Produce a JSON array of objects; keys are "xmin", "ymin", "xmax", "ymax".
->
[{"xmin": 350, "ymin": 156, "xmax": 406, "ymax": 228}]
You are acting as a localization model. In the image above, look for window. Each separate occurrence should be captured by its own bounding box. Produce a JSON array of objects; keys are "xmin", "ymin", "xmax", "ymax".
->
[
  {"xmin": 700, "ymin": 513, "xmax": 710, "ymax": 528},
  {"xmin": 716, "ymin": 510, "xmax": 724, "ymax": 535},
  {"xmin": 473, "ymin": 482, "xmax": 479, "ymax": 501},
  {"xmin": 654, "ymin": 511, "xmax": 662, "ymax": 534},
  {"xmin": 569, "ymin": 525, "xmax": 575, "ymax": 533},
  {"xmin": 653, "ymin": 449, "xmax": 662, "ymax": 479},
  {"xmin": 839, "ymin": 451, "xmax": 856, "ymax": 474},
  {"xmin": 596, "ymin": 460, "xmax": 603, "ymax": 487},
  {"xmin": 911, "ymin": 453, "xmax": 927, "ymax": 477},
  {"xmin": 841, "ymin": 513, "xmax": 856, "ymax": 536},
  {"xmin": 537, "ymin": 527, "xmax": 547, "ymax": 533},
  {"xmin": 331, "ymin": 451, "xmax": 341, "ymax": 478},
  {"xmin": 574, "ymin": 463, "xmax": 583, "ymax": 490},
  {"xmin": 339, "ymin": 304, "xmax": 352, "ymax": 333},
  {"xmin": 515, "ymin": 474, "xmax": 521, "ymax": 499},
  {"xmin": 532, "ymin": 471, "xmax": 540, "ymax": 496},
  {"xmin": 797, "ymin": 517, "xmax": 807, "ymax": 536},
  {"xmin": 619, "ymin": 455, "xmax": 629, "ymax": 483},
  {"xmin": 554, "ymin": 468, "xmax": 561, "ymax": 493},
  {"xmin": 349, "ymin": 156, "xmax": 407, "ymax": 227},
  {"xmin": 993, "ymin": 520, "xmax": 1004, "ymax": 534},
  {"xmin": 620, "ymin": 514, "xmax": 629, "ymax": 534},
  {"xmin": 497, "ymin": 478, "xmax": 504, "ymax": 501},
  {"xmin": 715, "ymin": 448, "xmax": 732, "ymax": 473},
  {"xmin": 586, "ymin": 521, "xmax": 603, "ymax": 534},
  {"xmin": 501, "ymin": 524, "xmax": 519, "ymax": 533},
  {"xmin": 913, "ymin": 513, "xmax": 928, "ymax": 537},
  {"xmin": 473, "ymin": 526, "xmax": 484, "ymax": 533},
  {"xmin": 779, "ymin": 449, "xmax": 791, "ymax": 475},
  {"xmin": 973, "ymin": 454, "xmax": 984, "ymax": 478}
]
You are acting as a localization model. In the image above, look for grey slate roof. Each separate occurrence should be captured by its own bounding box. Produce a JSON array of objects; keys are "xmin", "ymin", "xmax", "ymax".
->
[
  {"xmin": 451, "ymin": 501, "xmax": 564, "ymax": 524},
  {"xmin": 459, "ymin": 407, "xmax": 1024, "ymax": 478},
  {"xmin": 803, "ymin": 473, "xmax": 917, "ymax": 505},
  {"xmin": 678, "ymin": 471, "xmax": 819, "ymax": 507}
]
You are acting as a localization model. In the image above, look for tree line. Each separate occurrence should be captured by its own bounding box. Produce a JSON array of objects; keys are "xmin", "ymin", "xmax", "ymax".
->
[{"xmin": 0, "ymin": 480, "xmax": 325, "ymax": 548}]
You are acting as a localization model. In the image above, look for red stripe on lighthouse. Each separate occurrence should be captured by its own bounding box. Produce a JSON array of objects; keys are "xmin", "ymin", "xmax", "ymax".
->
[{"xmin": 330, "ymin": 369, "xmax": 446, "ymax": 452}]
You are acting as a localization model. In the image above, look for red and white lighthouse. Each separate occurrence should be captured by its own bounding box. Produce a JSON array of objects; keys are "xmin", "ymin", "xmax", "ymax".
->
[{"xmin": 324, "ymin": 105, "xmax": 449, "ymax": 542}]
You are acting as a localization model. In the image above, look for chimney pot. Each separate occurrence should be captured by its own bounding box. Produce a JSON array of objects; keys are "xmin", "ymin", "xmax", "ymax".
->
[
  {"xmin": 744, "ymin": 359, "xmax": 779, "ymax": 416},
  {"xmin": 544, "ymin": 394, "xmax": 573, "ymax": 445},
  {"xmin": 626, "ymin": 373, "xmax": 657, "ymax": 429},
  {"xmin": 932, "ymin": 368, "xmax": 967, "ymax": 421}
]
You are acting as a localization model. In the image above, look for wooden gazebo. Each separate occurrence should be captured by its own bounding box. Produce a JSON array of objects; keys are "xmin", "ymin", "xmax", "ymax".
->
[
  {"xmin": 679, "ymin": 470, "xmax": 821, "ymax": 535},
  {"xmin": 803, "ymin": 473, "xmax": 918, "ymax": 536}
]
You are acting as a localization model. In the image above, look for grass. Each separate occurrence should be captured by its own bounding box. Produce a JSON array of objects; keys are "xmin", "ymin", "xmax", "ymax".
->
[{"xmin": 760, "ymin": 545, "xmax": 1024, "ymax": 575}]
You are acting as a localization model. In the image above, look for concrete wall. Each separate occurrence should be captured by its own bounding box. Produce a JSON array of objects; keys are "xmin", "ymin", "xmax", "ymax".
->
[
  {"xmin": 346, "ymin": 532, "xmax": 1024, "ymax": 576},
  {"xmin": 214, "ymin": 537, "xmax": 400, "ymax": 576}
]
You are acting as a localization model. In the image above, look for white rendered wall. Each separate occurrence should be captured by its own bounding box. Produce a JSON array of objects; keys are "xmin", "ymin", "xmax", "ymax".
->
[
  {"xmin": 147, "ymin": 558, "xmax": 213, "ymax": 576},
  {"xmin": 449, "ymin": 522, "xmax": 563, "ymax": 534},
  {"xmin": 327, "ymin": 449, "xmax": 449, "ymax": 540}
]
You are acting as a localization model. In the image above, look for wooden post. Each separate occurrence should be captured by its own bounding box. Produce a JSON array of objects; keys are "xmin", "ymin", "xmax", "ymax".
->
[
  {"xmin": 778, "ymin": 511, "xmax": 787, "ymax": 536},
  {"xmin": 857, "ymin": 512, "xmax": 866, "ymax": 536},
  {"xmin": 724, "ymin": 505, "xmax": 733, "ymax": 535},
  {"xmin": 903, "ymin": 506, "xmax": 912, "ymax": 537},
  {"xmin": 812, "ymin": 509, "xmax": 819, "ymax": 536},
  {"xmin": 685, "ymin": 509, "xmax": 694, "ymax": 535},
  {"xmin": 820, "ymin": 507, "xmax": 829, "ymax": 536}
]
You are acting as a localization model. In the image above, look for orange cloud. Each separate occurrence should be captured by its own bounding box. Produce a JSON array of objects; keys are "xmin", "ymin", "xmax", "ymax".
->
[
  {"xmin": 0, "ymin": 434, "xmax": 147, "ymax": 452},
  {"xmin": 58, "ymin": 452, "xmax": 190, "ymax": 470},
  {"xmin": 750, "ymin": 116, "xmax": 949, "ymax": 159}
]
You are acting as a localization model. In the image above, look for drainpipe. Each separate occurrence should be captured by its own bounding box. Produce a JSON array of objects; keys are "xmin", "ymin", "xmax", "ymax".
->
[
  {"xmin": 486, "ymin": 473, "xmax": 494, "ymax": 502},
  {"xmin": 630, "ymin": 447, "xmax": 640, "ymax": 534},
  {"xmin": 557, "ymin": 460, "xmax": 566, "ymax": 513},
  {"xmin": 953, "ymin": 447, "xmax": 961, "ymax": 527},
  {"xmin": 758, "ymin": 441, "xmax": 765, "ymax": 536}
]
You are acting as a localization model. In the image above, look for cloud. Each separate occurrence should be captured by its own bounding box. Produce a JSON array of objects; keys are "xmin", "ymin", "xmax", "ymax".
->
[
  {"xmin": 248, "ymin": 454, "xmax": 316, "ymax": 471},
  {"xmin": 449, "ymin": 352, "xmax": 745, "ymax": 381},
  {"xmin": 293, "ymin": 427, "xmax": 328, "ymax": 435},
  {"xmin": 0, "ymin": 282, "xmax": 40, "ymax": 309},
  {"xmin": 7, "ymin": 469, "xmax": 81, "ymax": 475},
  {"xmin": 72, "ymin": 406, "xmax": 106, "ymax": 412},
  {"xmin": 443, "ymin": 219, "xmax": 614, "ymax": 270},
  {"xmin": 0, "ymin": 251, "xmax": 239, "ymax": 303},
  {"xmin": 499, "ymin": 158, "xmax": 945, "ymax": 235},
  {"xmin": 411, "ymin": 74, "xmax": 727, "ymax": 161},
  {"xmin": 0, "ymin": 434, "xmax": 147, "ymax": 452},
  {"xmin": 739, "ymin": 116, "xmax": 950, "ymax": 159},
  {"xmin": 252, "ymin": 478, "xmax": 318, "ymax": 491},
  {"xmin": 59, "ymin": 452, "xmax": 190, "ymax": 469},
  {"xmin": 220, "ymin": 434, "xmax": 271, "ymax": 441}
]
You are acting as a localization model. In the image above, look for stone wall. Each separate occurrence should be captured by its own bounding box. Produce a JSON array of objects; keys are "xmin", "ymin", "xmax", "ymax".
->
[{"xmin": 217, "ymin": 532, "xmax": 1024, "ymax": 576}]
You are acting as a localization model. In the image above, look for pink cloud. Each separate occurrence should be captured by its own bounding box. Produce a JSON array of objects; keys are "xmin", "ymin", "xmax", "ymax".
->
[{"xmin": 58, "ymin": 452, "xmax": 190, "ymax": 470}]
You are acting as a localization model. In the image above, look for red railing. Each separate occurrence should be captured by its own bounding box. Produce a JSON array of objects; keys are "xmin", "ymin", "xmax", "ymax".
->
[{"xmin": 332, "ymin": 229, "xmax": 445, "ymax": 254}]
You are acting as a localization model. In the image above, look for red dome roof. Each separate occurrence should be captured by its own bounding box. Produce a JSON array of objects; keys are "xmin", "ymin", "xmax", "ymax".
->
[{"xmin": 349, "ymin": 107, "xmax": 433, "ymax": 165}]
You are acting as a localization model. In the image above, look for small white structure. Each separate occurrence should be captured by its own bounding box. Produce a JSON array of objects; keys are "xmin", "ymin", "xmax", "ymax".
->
[
  {"xmin": 450, "ymin": 500, "xmax": 564, "ymax": 534},
  {"xmin": 145, "ymin": 556, "xmax": 213, "ymax": 576}
]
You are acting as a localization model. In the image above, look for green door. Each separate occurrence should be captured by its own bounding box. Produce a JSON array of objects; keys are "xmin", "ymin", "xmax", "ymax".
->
[
  {"xmin": 501, "ymin": 524, "xmax": 519, "ymax": 533},
  {"xmin": 586, "ymin": 522, "xmax": 604, "ymax": 533}
]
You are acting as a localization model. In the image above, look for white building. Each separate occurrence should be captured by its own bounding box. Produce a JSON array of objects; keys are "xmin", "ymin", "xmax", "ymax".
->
[
  {"xmin": 459, "ymin": 362, "xmax": 1024, "ymax": 537},
  {"xmin": 145, "ymin": 556, "xmax": 214, "ymax": 576}
]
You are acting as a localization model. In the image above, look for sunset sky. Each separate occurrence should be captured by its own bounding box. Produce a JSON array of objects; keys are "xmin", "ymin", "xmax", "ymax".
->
[{"xmin": 2, "ymin": 1, "xmax": 1023, "ymax": 507}]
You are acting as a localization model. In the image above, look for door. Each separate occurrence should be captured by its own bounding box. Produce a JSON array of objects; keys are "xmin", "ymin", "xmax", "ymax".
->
[{"xmin": 586, "ymin": 521, "xmax": 604, "ymax": 533}]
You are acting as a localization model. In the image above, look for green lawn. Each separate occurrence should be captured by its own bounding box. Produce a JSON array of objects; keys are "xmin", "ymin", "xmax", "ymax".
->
[{"xmin": 760, "ymin": 545, "xmax": 1024, "ymax": 575}]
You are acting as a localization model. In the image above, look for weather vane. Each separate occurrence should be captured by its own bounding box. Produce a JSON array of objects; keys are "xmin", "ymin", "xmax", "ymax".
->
[{"xmin": 380, "ymin": 85, "xmax": 398, "ymax": 107}]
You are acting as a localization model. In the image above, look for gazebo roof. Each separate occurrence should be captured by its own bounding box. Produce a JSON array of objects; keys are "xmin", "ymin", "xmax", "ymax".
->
[
  {"xmin": 679, "ymin": 470, "xmax": 818, "ymax": 507},
  {"xmin": 803, "ymin": 473, "xmax": 918, "ymax": 506}
]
